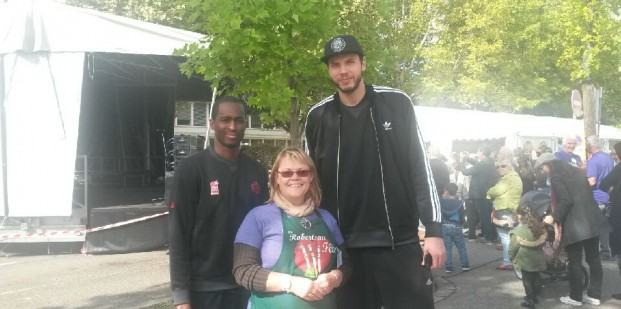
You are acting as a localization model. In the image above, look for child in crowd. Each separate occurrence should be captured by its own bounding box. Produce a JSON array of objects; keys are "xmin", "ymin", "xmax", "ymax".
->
[
  {"xmin": 441, "ymin": 183, "xmax": 470, "ymax": 273},
  {"xmin": 509, "ymin": 203, "xmax": 548, "ymax": 308}
]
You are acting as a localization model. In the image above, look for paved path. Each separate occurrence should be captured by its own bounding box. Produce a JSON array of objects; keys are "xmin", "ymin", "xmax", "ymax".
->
[
  {"xmin": 434, "ymin": 238, "xmax": 621, "ymax": 308},
  {"xmin": 1, "ymin": 244, "xmax": 170, "ymax": 309},
  {"xmin": 2, "ymin": 239, "xmax": 621, "ymax": 308}
]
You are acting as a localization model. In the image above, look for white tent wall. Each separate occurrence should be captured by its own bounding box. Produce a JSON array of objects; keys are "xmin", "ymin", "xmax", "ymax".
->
[
  {"xmin": 0, "ymin": 0, "xmax": 205, "ymax": 223},
  {"xmin": 413, "ymin": 106, "xmax": 621, "ymax": 157},
  {"xmin": 0, "ymin": 55, "xmax": 6, "ymax": 217},
  {"xmin": 3, "ymin": 52, "xmax": 84, "ymax": 217}
]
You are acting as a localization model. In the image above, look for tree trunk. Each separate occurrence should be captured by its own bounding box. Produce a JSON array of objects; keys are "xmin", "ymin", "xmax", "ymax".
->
[
  {"xmin": 582, "ymin": 82, "xmax": 597, "ymax": 140},
  {"xmin": 289, "ymin": 77, "xmax": 301, "ymax": 148}
]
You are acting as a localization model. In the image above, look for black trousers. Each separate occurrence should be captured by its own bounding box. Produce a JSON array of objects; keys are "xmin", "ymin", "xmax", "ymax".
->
[
  {"xmin": 337, "ymin": 242, "xmax": 434, "ymax": 309},
  {"xmin": 565, "ymin": 236, "xmax": 603, "ymax": 301},
  {"xmin": 473, "ymin": 199, "xmax": 496, "ymax": 241},
  {"xmin": 190, "ymin": 288, "xmax": 250, "ymax": 309},
  {"xmin": 521, "ymin": 270, "xmax": 542, "ymax": 302},
  {"xmin": 465, "ymin": 199, "xmax": 479, "ymax": 238}
]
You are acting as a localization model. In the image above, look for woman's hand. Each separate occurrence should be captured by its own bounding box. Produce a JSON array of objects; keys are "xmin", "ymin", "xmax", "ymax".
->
[
  {"xmin": 290, "ymin": 276, "xmax": 324, "ymax": 301},
  {"xmin": 314, "ymin": 271, "xmax": 342, "ymax": 296}
]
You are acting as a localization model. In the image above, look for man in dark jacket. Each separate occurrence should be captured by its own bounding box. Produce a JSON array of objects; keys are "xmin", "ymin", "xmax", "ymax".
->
[
  {"xmin": 305, "ymin": 34, "xmax": 445, "ymax": 309},
  {"xmin": 460, "ymin": 145, "xmax": 498, "ymax": 242},
  {"xmin": 600, "ymin": 141, "xmax": 621, "ymax": 300},
  {"xmin": 168, "ymin": 96, "xmax": 269, "ymax": 309}
]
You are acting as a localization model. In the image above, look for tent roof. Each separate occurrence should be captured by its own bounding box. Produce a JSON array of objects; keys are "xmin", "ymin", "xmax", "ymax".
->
[
  {"xmin": 414, "ymin": 106, "xmax": 621, "ymax": 141},
  {"xmin": 0, "ymin": 0, "xmax": 205, "ymax": 55}
]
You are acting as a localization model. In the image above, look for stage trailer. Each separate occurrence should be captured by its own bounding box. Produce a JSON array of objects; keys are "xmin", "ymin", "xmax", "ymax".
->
[{"xmin": 0, "ymin": 0, "xmax": 207, "ymax": 252}]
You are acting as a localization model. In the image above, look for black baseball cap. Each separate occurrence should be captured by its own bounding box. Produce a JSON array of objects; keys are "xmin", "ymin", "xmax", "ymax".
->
[{"xmin": 320, "ymin": 35, "xmax": 364, "ymax": 64}]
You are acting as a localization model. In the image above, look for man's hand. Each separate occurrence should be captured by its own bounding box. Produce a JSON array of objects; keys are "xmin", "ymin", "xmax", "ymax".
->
[
  {"xmin": 176, "ymin": 304, "xmax": 191, "ymax": 309},
  {"xmin": 422, "ymin": 237, "xmax": 446, "ymax": 269},
  {"xmin": 543, "ymin": 215, "xmax": 554, "ymax": 225}
]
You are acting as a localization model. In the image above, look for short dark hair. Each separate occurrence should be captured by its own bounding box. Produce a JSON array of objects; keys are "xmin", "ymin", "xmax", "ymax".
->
[
  {"xmin": 444, "ymin": 183, "xmax": 458, "ymax": 196},
  {"xmin": 614, "ymin": 142, "xmax": 621, "ymax": 157},
  {"xmin": 210, "ymin": 96, "xmax": 247, "ymax": 119},
  {"xmin": 478, "ymin": 145, "xmax": 492, "ymax": 157}
]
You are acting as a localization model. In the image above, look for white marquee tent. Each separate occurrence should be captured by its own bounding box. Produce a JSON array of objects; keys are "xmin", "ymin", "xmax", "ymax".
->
[
  {"xmin": 0, "ymin": 0, "xmax": 204, "ymax": 217},
  {"xmin": 414, "ymin": 105, "xmax": 621, "ymax": 156}
]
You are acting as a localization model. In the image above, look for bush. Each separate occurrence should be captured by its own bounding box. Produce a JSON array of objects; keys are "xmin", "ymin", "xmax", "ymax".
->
[{"xmin": 242, "ymin": 143, "xmax": 284, "ymax": 170}]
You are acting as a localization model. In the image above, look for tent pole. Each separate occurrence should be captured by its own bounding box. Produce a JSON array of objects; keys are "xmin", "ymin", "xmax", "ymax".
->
[
  {"xmin": 205, "ymin": 86, "xmax": 216, "ymax": 149},
  {"xmin": 0, "ymin": 56, "xmax": 8, "ymax": 217}
]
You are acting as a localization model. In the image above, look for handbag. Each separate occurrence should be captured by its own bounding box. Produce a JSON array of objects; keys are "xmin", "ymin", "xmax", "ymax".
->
[{"xmin": 492, "ymin": 208, "xmax": 518, "ymax": 228}]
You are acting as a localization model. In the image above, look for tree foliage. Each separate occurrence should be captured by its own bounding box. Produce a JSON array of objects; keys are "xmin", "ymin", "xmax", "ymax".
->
[
  {"xmin": 176, "ymin": 0, "xmax": 342, "ymax": 147},
  {"xmin": 337, "ymin": 0, "xmax": 440, "ymax": 94},
  {"xmin": 67, "ymin": 0, "xmax": 621, "ymax": 131},
  {"xmin": 417, "ymin": 0, "xmax": 621, "ymax": 123}
]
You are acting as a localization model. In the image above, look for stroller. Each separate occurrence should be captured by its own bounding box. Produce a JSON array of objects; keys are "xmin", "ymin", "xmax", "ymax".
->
[{"xmin": 513, "ymin": 190, "xmax": 589, "ymax": 288}]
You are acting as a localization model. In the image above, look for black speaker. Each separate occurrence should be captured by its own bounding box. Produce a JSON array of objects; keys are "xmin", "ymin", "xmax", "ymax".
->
[{"xmin": 172, "ymin": 135, "xmax": 199, "ymax": 170}]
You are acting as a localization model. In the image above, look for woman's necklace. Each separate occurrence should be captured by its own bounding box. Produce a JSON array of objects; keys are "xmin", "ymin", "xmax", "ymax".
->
[
  {"xmin": 300, "ymin": 217, "xmax": 312, "ymax": 229},
  {"xmin": 274, "ymin": 192, "xmax": 315, "ymax": 229}
]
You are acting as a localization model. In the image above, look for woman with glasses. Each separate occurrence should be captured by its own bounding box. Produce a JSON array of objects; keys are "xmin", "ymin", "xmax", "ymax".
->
[
  {"xmin": 487, "ymin": 159, "xmax": 523, "ymax": 270},
  {"xmin": 233, "ymin": 147, "xmax": 351, "ymax": 309}
]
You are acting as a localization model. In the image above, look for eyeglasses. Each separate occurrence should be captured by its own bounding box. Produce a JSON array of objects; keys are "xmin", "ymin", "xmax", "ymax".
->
[
  {"xmin": 496, "ymin": 165, "xmax": 508, "ymax": 169},
  {"xmin": 277, "ymin": 170, "xmax": 311, "ymax": 178}
]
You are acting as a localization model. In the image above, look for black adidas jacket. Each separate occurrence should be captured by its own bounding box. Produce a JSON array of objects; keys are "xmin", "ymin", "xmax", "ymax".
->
[{"xmin": 305, "ymin": 84, "xmax": 442, "ymax": 249}]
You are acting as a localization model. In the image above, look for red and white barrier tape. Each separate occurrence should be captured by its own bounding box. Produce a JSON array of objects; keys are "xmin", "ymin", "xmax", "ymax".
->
[
  {"xmin": 84, "ymin": 211, "xmax": 169, "ymax": 233},
  {"xmin": 0, "ymin": 228, "xmax": 85, "ymax": 242},
  {"xmin": 0, "ymin": 211, "xmax": 169, "ymax": 242}
]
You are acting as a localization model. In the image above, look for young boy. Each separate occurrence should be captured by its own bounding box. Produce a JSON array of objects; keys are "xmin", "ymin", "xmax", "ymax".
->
[{"xmin": 441, "ymin": 183, "xmax": 470, "ymax": 273}]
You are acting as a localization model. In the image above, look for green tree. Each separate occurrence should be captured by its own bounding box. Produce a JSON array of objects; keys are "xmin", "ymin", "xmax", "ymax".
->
[
  {"xmin": 414, "ymin": 0, "xmax": 621, "ymax": 127},
  {"xmin": 415, "ymin": 0, "xmax": 565, "ymax": 112},
  {"xmin": 176, "ymin": 0, "xmax": 342, "ymax": 147},
  {"xmin": 336, "ymin": 0, "xmax": 442, "ymax": 95},
  {"xmin": 543, "ymin": 0, "xmax": 621, "ymax": 130}
]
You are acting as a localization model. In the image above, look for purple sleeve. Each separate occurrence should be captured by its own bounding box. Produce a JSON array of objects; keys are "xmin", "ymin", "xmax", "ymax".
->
[
  {"xmin": 586, "ymin": 162, "xmax": 596, "ymax": 178},
  {"xmin": 319, "ymin": 209, "xmax": 345, "ymax": 246},
  {"xmin": 235, "ymin": 206, "xmax": 266, "ymax": 248},
  {"xmin": 235, "ymin": 204, "xmax": 284, "ymax": 269}
]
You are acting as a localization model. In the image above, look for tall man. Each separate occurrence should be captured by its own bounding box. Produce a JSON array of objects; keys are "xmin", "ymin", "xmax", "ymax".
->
[
  {"xmin": 168, "ymin": 96, "xmax": 269, "ymax": 309},
  {"xmin": 460, "ymin": 146, "xmax": 498, "ymax": 243},
  {"xmin": 305, "ymin": 35, "xmax": 446, "ymax": 309},
  {"xmin": 554, "ymin": 136, "xmax": 584, "ymax": 168},
  {"xmin": 586, "ymin": 135, "xmax": 615, "ymax": 260}
]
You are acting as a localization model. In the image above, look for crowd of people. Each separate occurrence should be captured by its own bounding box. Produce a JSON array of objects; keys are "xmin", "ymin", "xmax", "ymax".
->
[
  {"xmin": 434, "ymin": 136, "xmax": 621, "ymax": 308},
  {"xmin": 165, "ymin": 33, "xmax": 621, "ymax": 309}
]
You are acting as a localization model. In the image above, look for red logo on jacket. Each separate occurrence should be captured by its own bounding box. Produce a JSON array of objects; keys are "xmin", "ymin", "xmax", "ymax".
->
[
  {"xmin": 210, "ymin": 180, "xmax": 219, "ymax": 196},
  {"xmin": 251, "ymin": 181, "xmax": 260, "ymax": 194}
]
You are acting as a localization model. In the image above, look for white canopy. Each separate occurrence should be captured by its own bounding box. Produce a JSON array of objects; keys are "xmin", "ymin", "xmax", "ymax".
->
[
  {"xmin": 414, "ymin": 105, "xmax": 621, "ymax": 155},
  {"xmin": 0, "ymin": 0, "xmax": 204, "ymax": 55},
  {"xmin": 0, "ymin": 0, "xmax": 204, "ymax": 217}
]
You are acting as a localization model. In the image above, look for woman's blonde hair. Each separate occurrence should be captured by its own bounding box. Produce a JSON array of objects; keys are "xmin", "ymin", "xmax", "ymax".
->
[
  {"xmin": 495, "ymin": 159, "xmax": 514, "ymax": 171},
  {"xmin": 268, "ymin": 147, "xmax": 321, "ymax": 207}
]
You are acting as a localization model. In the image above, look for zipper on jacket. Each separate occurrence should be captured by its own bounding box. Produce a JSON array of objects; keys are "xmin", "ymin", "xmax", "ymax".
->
[
  {"xmin": 336, "ymin": 113, "xmax": 341, "ymax": 224},
  {"xmin": 370, "ymin": 109, "xmax": 395, "ymax": 249}
]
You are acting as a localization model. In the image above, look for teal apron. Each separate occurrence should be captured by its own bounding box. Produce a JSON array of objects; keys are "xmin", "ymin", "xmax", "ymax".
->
[{"xmin": 250, "ymin": 210, "xmax": 339, "ymax": 309}]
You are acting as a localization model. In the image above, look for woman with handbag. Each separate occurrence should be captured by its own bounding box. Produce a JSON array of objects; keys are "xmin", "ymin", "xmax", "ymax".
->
[{"xmin": 487, "ymin": 159, "xmax": 523, "ymax": 270}]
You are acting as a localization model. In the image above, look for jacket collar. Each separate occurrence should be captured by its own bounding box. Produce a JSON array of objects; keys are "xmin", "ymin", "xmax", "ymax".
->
[{"xmin": 332, "ymin": 83, "xmax": 374, "ymax": 114}]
